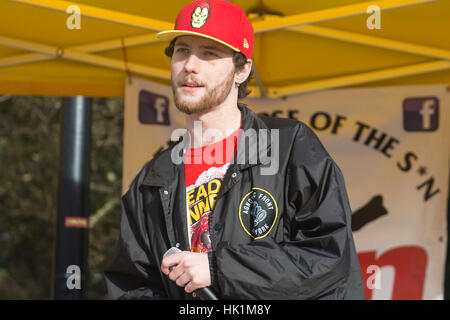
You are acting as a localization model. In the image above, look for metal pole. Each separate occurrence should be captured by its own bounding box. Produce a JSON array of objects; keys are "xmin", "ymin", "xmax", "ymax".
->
[{"xmin": 52, "ymin": 96, "xmax": 92, "ymax": 299}]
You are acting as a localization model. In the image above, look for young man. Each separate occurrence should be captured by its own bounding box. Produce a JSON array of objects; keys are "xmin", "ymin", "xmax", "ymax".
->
[{"xmin": 104, "ymin": 0, "xmax": 365, "ymax": 300}]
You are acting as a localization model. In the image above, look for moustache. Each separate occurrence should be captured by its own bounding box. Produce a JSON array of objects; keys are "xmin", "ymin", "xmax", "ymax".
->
[{"xmin": 177, "ymin": 76, "xmax": 206, "ymax": 88}]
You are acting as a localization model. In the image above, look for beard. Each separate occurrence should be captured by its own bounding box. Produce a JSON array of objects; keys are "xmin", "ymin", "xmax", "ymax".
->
[{"xmin": 172, "ymin": 68, "xmax": 235, "ymax": 115}]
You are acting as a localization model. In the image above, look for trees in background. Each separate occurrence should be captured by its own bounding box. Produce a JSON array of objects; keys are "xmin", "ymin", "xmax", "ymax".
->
[{"xmin": 0, "ymin": 96, "xmax": 123, "ymax": 299}]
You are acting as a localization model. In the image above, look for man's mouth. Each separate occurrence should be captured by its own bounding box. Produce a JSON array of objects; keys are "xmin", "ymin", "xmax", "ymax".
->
[
  {"xmin": 181, "ymin": 81, "xmax": 204, "ymax": 88},
  {"xmin": 180, "ymin": 81, "xmax": 204, "ymax": 92}
]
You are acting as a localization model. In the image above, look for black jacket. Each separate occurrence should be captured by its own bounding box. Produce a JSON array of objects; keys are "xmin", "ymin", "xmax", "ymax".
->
[{"xmin": 104, "ymin": 104, "xmax": 365, "ymax": 300}]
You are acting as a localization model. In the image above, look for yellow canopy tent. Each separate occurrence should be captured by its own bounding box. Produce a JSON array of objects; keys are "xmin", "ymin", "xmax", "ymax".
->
[
  {"xmin": 1, "ymin": 0, "xmax": 449, "ymax": 299},
  {"xmin": 0, "ymin": 0, "xmax": 449, "ymax": 98}
]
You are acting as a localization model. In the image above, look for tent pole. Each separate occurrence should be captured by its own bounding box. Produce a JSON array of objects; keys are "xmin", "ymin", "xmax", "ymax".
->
[{"xmin": 52, "ymin": 96, "xmax": 92, "ymax": 300}]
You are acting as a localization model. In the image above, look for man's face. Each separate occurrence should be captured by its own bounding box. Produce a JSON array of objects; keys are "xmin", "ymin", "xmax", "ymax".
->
[{"xmin": 171, "ymin": 35, "xmax": 236, "ymax": 115}]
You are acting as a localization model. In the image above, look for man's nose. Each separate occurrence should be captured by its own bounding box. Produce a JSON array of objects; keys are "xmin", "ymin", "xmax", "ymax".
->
[{"xmin": 184, "ymin": 53, "xmax": 200, "ymax": 74}]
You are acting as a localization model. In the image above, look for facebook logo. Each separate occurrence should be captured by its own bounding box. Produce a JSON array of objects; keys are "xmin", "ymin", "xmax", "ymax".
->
[
  {"xmin": 403, "ymin": 97, "xmax": 439, "ymax": 132},
  {"xmin": 138, "ymin": 90, "xmax": 170, "ymax": 126}
]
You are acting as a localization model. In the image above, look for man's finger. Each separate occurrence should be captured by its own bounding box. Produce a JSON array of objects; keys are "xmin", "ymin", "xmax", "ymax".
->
[
  {"xmin": 175, "ymin": 272, "xmax": 191, "ymax": 288},
  {"xmin": 161, "ymin": 251, "xmax": 184, "ymax": 275},
  {"xmin": 184, "ymin": 280, "xmax": 199, "ymax": 294},
  {"xmin": 168, "ymin": 263, "xmax": 184, "ymax": 282}
]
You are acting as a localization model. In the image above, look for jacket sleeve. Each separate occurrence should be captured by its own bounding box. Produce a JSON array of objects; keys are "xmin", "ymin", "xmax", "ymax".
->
[
  {"xmin": 212, "ymin": 123, "xmax": 363, "ymax": 299},
  {"xmin": 103, "ymin": 175, "xmax": 167, "ymax": 299}
]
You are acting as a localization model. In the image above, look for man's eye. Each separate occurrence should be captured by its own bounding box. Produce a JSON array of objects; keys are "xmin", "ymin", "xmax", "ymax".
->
[
  {"xmin": 204, "ymin": 51, "xmax": 218, "ymax": 57},
  {"xmin": 176, "ymin": 48, "xmax": 189, "ymax": 54}
]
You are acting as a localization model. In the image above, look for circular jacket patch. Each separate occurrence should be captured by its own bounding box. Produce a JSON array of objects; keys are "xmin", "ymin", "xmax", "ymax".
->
[{"xmin": 239, "ymin": 188, "xmax": 278, "ymax": 239}]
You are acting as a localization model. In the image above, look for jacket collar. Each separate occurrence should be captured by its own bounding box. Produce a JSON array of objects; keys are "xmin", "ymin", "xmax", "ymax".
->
[
  {"xmin": 235, "ymin": 103, "xmax": 272, "ymax": 171},
  {"xmin": 142, "ymin": 103, "xmax": 272, "ymax": 187}
]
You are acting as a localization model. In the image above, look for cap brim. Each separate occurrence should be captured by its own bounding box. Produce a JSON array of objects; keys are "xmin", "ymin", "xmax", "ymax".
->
[{"xmin": 156, "ymin": 30, "xmax": 241, "ymax": 53}]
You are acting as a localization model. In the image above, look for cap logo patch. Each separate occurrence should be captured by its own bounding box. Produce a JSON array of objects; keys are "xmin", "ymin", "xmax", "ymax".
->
[
  {"xmin": 239, "ymin": 188, "xmax": 278, "ymax": 239},
  {"xmin": 243, "ymin": 38, "xmax": 249, "ymax": 49},
  {"xmin": 191, "ymin": 1, "xmax": 210, "ymax": 28}
]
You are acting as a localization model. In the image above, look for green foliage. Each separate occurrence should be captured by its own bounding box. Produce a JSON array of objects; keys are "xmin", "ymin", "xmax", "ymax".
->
[{"xmin": 0, "ymin": 96, "xmax": 123, "ymax": 299}]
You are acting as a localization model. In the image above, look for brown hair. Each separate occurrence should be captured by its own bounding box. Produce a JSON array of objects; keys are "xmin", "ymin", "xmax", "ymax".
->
[{"xmin": 165, "ymin": 38, "xmax": 254, "ymax": 99}]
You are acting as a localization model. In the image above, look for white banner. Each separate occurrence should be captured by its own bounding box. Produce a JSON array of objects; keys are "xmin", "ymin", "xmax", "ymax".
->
[
  {"xmin": 124, "ymin": 78, "xmax": 449, "ymax": 300},
  {"xmin": 123, "ymin": 77, "xmax": 186, "ymax": 195}
]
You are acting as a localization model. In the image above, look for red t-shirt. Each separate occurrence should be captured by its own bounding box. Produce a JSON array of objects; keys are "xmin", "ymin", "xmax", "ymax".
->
[{"xmin": 184, "ymin": 127, "xmax": 241, "ymax": 253}]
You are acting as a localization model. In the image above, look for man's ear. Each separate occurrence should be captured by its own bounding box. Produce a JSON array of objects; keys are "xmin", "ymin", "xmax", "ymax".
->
[{"xmin": 235, "ymin": 59, "xmax": 253, "ymax": 85}]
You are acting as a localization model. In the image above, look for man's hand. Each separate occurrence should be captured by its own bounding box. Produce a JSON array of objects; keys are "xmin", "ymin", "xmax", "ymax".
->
[{"xmin": 161, "ymin": 251, "xmax": 211, "ymax": 293}]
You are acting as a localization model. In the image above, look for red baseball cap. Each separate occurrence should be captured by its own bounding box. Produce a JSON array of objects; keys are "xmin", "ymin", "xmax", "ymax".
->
[{"xmin": 156, "ymin": 0, "xmax": 254, "ymax": 59}]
